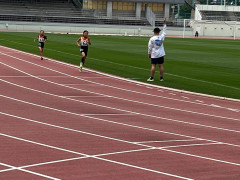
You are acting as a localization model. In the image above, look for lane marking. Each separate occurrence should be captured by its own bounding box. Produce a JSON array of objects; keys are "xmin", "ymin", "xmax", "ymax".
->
[
  {"xmin": 1, "ymin": 102, "xmax": 240, "ymax": 150},
  {"xmin": 161, "ymin": 148, "xmax": 240, "ymax": 167},
  {"xmin": 1, "ymin": 147, "xmax": 154, "ymax": 173},
  {"xmin": 0, "ymin": 162, "xmax": 60, "ymax": 180},
  {"xmin": 135, "ymin": 139, "xmax": 202, "ymax": 143},
  {"xmin": 0, "ymin": 111, "xmax": 151, "ymax": 148},
  {"xmin": 1, "ymin": 111, "xmax": 240, "ymax": 170},
  {"xmin": 0, "ymin": 132, "xmax": 191, "ymax": 180},
  {"xmin": 1, "ymin": 62, "xmax": 240, "ymax": 128},
  {"xmin": 1, "ymin": 47, "xmax": 239, "ymax": 113},
  {"xmin": 61, "ymin": 95, "xmax": 105, "ymax": 97},
  {"xmin": 1, "ymin": 81, "xmax": 240, "ymax": 135},
  {"xmin": 159, "ymin": 142, "xmax": 223, "ymax": 149},
  {"xmin": 1, "ymin": 52, "xmax": 239, "ymax": 118}
]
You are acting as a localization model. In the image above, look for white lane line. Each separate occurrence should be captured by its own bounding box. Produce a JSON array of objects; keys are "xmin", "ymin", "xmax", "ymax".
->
[
  {"xmin": 1, "ymin": 147, "xmax": 155, "ymax": 173},
  {"xmin": 169, "ymin": 93, "xmax": 176, "ymax": 96},
  {"xmin": 0, "ymin": 111, "xmax": 151, "ymax": 148},
  {"xmin": 62, "ymin": 84, "xmax": 103, "ymax": 86},
  {"xmin": 0, "ymin": 76, "xmax": 30, "ymax": 77},
  {"xmin": 21, "ymin": 148, "xmax": 155, "ymax": 170},
  {"xmin": 1, "ymin": 80, "xmax": 240, "ymax": 136},
  {"xmin": 182, "ymin": 96, "xmax": 190, "ymax": 99},
  {"xmin": 61, "ymin": 96, "xmax": 104, "ymax": 97},
  {"xmin": 1, "ymin": 54, "xmax": 239, "ymax": 120},
  {"xmin": 0, "ymin": 132, "xmax": 88, "ymax": 156},
  {"xmin": 161, "ymin": 148, "xmax": 240, "ymax": 167},
  {"xmin": 227, "ymin": 108, "xmax": 239, "ymax": 112},
  {"xmin": 1, "ymin": 75, "xmax": 240, "ymax": 135},
  {"xmin": 135, "ymin": 139, "xmax": 202, "ymax": 143},
  {"xmin": 0, "ymin": 162, "xmax": 60, "ymax": 180},
  {"xmin": 196, "ymin": 100, "xmax": 204, "ymax": 103},
  {"xmin": 0, "ymin": 157, "xmax": 87, "ymax": 173},
  {"xmin": 92, "ymin": 156, "xmax": 193, "ymax": 180},
  {"xmin": 1, "ymin": 110, "xmax": 240, "ymax": 170},
  {"xmin": 1, "ymin": 79, "xmax": 240, "ymax": 147},
  {"xmin": 1, "ymin": 62, "xmax": 240, "ymax": 127},
  {"xmin": 159, "ymin": 142, "xmax": 223, "ymax": 149},
  {"xmin": 0, "ymin": 132, "xmax": 191, "ymax": 180},
  {"xmin": 1, "ymin": 100, "xmax": 240, "ymax": 151},
  {"xmin": 81, "ymin": 114, "xmax": 134, "ymax": 116},
  {"xmin": 1, "ymin": 49, "xmax": 239, "ymax": 113}
]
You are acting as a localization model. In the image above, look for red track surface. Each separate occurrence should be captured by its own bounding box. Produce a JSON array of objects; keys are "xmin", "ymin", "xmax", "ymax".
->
[{"xmin": 0, "ymin": 45, "xmax": 240, "ymax": 180}]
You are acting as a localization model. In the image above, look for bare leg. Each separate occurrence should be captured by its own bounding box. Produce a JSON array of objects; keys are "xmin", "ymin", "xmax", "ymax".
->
[
  {"xmin": 159, "ymin": 64, "xmax": 164, "ymax": 78},
  {"xmin": 79, "ymin": 52, "xmax": 86, "ymax": 72},
  {"xmin": 39, "ymin": 47, "xmax": 43, "ymax": 60},
  {"xmin": 81, "ymin": 52, "xmax": 86, "ymax": 65},
  {"xmin": 151, "ymin": 64, "xmax": 156, "ymax": 78}
]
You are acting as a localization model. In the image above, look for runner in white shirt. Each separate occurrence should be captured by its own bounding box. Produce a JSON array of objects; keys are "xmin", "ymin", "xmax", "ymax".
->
[{"xmin": 147, "ymin": 18, "xmax": 167, "ymax": 82}]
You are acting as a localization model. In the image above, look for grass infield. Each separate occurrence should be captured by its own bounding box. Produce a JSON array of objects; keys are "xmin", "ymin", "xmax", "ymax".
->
[{"xmin": 0, "ymin": 32, "xmax": 239, "ymax": 100}]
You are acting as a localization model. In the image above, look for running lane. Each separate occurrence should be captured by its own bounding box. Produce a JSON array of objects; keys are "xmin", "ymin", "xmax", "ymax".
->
[{"xmin": 0, "ymin": 46, "xmax": 240, "ymax": 180}]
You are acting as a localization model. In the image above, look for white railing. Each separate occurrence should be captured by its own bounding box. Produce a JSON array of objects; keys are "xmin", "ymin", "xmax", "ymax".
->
[
  {"xmin": 146, "ymin": 6, "xmax": 155, "ymax": 27},
  {"xmin": 196, "ymin": 4, "xmax": 240, "ymax": 11}
]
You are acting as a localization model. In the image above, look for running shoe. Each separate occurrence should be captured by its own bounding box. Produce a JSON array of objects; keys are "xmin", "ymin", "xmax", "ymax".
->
[
  {"xmin": 79, "ymin": 62, "xmax": 83, "ymax": 72},
  {"xmin": 160, "ymin": 77, "xmax": 164, "ymax": 81},
  {"xmin": 147, "ymin": 77, "xmax": 154, "ymax": 81}
]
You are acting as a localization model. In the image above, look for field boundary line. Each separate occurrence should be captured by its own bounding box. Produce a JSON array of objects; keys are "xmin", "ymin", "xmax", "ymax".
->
[{"xmin": 0, "ymin": 45, "xmax": 239, "ymax": 103}]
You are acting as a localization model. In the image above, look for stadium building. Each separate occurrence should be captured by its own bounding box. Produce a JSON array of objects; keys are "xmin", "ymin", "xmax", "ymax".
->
[{"xmin": 0, "ymin": 0, "xmax": 240, "ymax": 37}]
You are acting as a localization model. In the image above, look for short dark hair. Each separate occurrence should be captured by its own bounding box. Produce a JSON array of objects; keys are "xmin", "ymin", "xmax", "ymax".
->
[
  {"xmin": 153, "ymin": 28, "xmax": 161, "ymax": 33},
  {"xmin": 83, "ymin": 30, "xmax": 88, "ymax": 34}
]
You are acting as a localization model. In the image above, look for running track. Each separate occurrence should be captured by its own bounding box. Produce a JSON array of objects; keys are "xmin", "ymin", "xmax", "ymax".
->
[{"xmin": 0, "ymin": 45, "xmax": 240, "ymax": 180}]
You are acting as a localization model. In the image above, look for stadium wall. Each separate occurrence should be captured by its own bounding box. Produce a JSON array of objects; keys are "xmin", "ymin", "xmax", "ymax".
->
[
  {"xmin": 0, "ymin": 21, "xmax": 192, "ymax": 36},
  {"xmin": 190, "ymin": 20, "xmax": 240, "ymax": 38}
]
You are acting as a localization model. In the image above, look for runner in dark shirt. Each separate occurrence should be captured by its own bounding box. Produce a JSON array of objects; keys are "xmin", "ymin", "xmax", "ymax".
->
[{"xmin": 34, "ymin": 30, "xmax": 47, "ymax": 60}]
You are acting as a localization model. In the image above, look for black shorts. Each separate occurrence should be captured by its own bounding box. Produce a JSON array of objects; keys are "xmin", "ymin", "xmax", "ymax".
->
[
  {"xmin": 80, "ymin": 46, "xmax": 88, "ymax": 56},
  {"xmin": 151, "ymin": 56, "xmax": 164, "ymax": 64},
  {"xmin": 38, "ymin": 42, "xmax": 44, "ymax": 48}
]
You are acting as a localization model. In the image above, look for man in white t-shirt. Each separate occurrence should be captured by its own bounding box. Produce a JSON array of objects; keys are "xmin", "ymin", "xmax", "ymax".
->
[{"xmin": 147, "ymin": 18, "xmax": 167, "ymax": 82}]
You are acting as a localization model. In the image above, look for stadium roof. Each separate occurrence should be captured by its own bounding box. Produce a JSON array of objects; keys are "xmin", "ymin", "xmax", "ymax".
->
[{"xmin": 109, "ymin": 0, "xmax": 185, "ymax": 3}]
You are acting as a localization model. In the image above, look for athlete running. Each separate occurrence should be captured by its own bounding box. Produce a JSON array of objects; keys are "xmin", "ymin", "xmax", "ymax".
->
[
  {"xmin": 34, "ymin": 30, "xmax": 47, "ymax": 60},
  {"xmin": 76, "ymin": 30, "xmax": 91, "ymax": 72}
]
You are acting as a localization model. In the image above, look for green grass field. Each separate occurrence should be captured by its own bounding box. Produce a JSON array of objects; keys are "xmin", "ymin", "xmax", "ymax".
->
[{"xmin": 0, "ymin": 31, "xmax": 240, "ymax": 100}]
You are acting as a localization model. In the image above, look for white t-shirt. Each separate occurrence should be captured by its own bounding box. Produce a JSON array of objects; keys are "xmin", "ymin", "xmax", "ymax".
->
[{"xmin": 148, "ymin": 24, "xmax": 167, "ymax": 58}]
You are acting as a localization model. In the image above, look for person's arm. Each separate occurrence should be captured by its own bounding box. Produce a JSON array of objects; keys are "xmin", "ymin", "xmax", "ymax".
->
[
  {"xmin": 148, "ymin": 38, "xmax": 153, "ymax": 59},
  {"xmin": 44, "ymin": 36, "xmax": 47, "ymax": 43},
  {"xmin": 34, "ymin": 36, "xmax": 38, "ymax": 42},
  {"xmin": 88, "ymin": 38, "xmax": 91, "ymax": 45},
  {"xmin": 161, "ymin": 18, "xmax": 167, "ymax": 39},
  {"xmin": 76, "ymin": 38, "xmax": 81, "ymax": 47}
]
